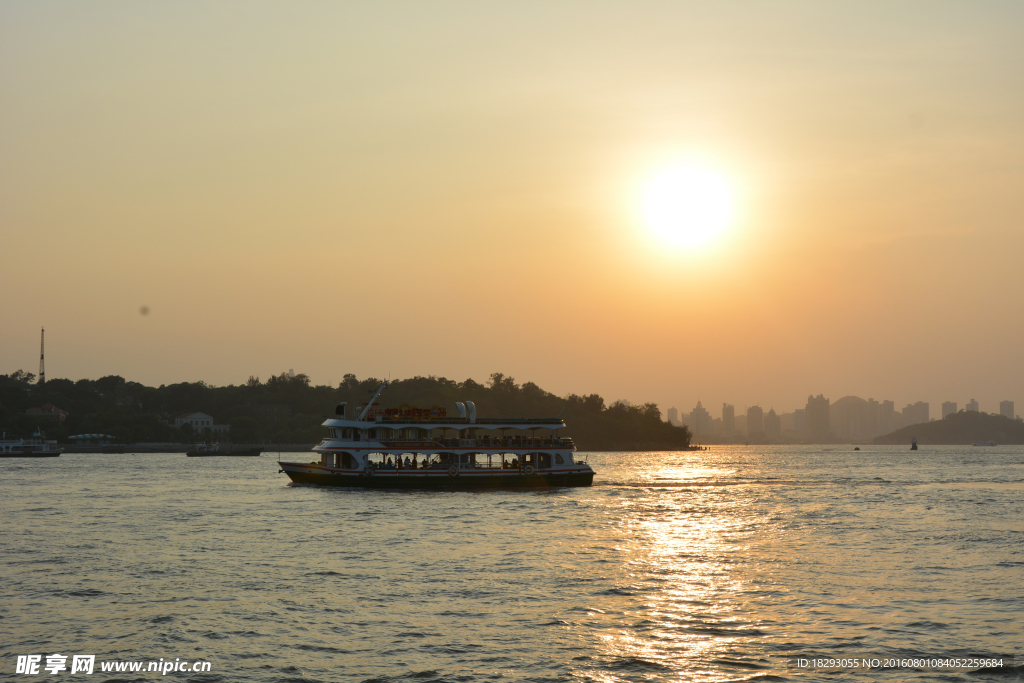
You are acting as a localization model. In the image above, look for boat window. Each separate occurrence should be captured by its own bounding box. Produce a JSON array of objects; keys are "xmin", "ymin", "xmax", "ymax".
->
[{"xmin": 555, "ymin": 454, "xmax": 564, "ymax": 465}]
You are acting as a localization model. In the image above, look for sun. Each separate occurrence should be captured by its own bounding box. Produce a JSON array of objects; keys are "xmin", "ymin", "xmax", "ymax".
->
[{"xmin": 641, "ymin": 164, "xmax": 735, "ymax": 248}]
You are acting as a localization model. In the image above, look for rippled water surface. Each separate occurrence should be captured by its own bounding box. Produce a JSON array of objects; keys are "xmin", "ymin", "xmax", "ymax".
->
[{"xmin": 2, "ymin": 447, "xmax": 1022, "ymax": 682}]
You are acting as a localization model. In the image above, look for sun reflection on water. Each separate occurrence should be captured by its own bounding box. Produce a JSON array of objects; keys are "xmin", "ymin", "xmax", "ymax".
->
[{"xmin": 586, "ymin": 453, "xmax": 770, "ymax": 680}]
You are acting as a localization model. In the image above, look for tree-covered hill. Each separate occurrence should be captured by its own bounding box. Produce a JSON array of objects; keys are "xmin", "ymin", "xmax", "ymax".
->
[
  {"xmin": 873, "ymin": 410, "xmax": 1024, "ymax": 445},
  {"xmin": 0, "ymin": 371, "xmax": 691, "ymax": 450}
]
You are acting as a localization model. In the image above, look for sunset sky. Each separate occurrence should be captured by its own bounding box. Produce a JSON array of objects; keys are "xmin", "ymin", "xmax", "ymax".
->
[{"xmin": 2, "ymin": 2, "xmax": 1022, "ymax": 418}]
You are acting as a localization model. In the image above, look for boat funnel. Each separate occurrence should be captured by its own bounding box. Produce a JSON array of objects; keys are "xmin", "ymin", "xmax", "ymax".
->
[
  {"xmin": 335, "ymin": 402, "xmax": 347, "ymax": 418},
  {"xmin": 456, "ymin": 402, "xmax": 467, "ymax": 419},
  {"xmin": 465, "ymin": 401, "xmax": 477, "ymax": 423}
]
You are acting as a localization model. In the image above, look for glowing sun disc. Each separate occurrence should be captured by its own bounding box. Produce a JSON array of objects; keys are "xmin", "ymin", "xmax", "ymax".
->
[{"xmin": 642, "ymin": 165, "xmax": 735, "ymax": 247}]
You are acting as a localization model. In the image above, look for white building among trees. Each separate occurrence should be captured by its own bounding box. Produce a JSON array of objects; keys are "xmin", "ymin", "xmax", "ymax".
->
[{"xmin": 175, "ymin": 412, "xmax": 230, "ymax": 434}]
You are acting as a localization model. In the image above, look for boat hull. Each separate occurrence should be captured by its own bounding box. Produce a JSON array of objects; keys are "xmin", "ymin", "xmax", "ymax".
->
[
  {"xmin": 0, "ymin": 452, "xmax": 61, "ymax": 458},
  {"xmin": 279, "ymin": 462, "xmax": 593, "ymax": 490}
]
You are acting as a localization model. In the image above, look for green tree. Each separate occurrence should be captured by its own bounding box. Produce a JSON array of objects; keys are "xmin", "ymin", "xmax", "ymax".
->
[{"xmin": 9, "ymin": 370, "xmax": 36, "ymax": 384}]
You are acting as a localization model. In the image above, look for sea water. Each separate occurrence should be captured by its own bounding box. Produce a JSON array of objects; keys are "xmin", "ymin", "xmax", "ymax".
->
[{"xmin": 1, "ymin": 446, "xmax": 1021, "ymax": 682}]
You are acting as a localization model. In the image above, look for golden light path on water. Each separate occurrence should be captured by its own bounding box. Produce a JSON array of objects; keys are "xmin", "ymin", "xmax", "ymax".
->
[{"xmin": 587, "ymin": 459, "xmax": 771, "ymax": 682}]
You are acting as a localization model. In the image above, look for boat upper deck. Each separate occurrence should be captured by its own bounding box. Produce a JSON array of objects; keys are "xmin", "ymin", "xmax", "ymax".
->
[{"xmin": 322, "ymin": 417, "xmax": 566, "ymax": 431}]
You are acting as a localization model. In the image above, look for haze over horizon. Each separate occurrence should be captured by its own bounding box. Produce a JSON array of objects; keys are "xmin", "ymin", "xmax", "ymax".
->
[{"xmin": 3, "ymin": 2, "xmax": 1022, "ymax": 420}]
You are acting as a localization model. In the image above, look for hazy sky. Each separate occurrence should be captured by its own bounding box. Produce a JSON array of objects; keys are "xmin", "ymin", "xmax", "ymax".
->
[{"xmin": 2, "ymin": 1, "xmax": 1022, "ymax": 418}]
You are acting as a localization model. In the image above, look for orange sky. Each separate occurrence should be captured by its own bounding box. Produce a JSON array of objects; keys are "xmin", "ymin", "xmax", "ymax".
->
[{"xmin": 2, "ymin": 2, "xmax": 1022, "ymax": 419}]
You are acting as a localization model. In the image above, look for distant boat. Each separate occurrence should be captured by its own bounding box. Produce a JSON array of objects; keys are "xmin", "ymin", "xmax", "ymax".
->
[
  {"xmin": 0, "ymin": 432, "xmax": 62, "ymax": 457},
  {"xmin": 186, "ymin": 442, "xmax": 262, "ymax": 457},
  {"xmin": 972, "ymin": 440, "xmax": 997, "ymax": 447},
  {"xmin": 911, "ymin": 436, "xmax": 918, "ymax": 451}
]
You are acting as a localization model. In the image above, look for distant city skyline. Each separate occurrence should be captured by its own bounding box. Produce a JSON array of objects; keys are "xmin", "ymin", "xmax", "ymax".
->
[
  {"xmin": 2, "ymin": 333, "xmax": 1019, "ymax": 436},
  {"xmin": 669, "ymin": 392, "xmax": 1020, "ymax": 442}
]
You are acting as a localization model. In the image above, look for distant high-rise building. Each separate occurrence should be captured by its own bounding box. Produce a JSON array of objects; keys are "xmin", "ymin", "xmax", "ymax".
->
[
  {"xmin": 764, "ymin": 408, "xmax": 781, "ymax": 440},
  {"xmin": 793, "ymin": 408, "xmax": 805, "ymax": 433},
  {"xmin": 942, "ymin": 401, "xmax": 957, "ymax": 419},
  {"xmin": 667, "ymin": 407, "xmax": 679, "ymax": 426},
  {"xmin": 830, "ymin": 396, "xmax": 872, "ymax": 440},
  {"xmin": 805, "ymin": 395, "xmax": 830, "ymax": 440},
  {"xmin": 867, "ymin": 398, "xmax": 881, "ymax": 436},
  {"xmin": 902, "ymin": 401, "xmax": 929, "ymax": 426},
  {"xmin": 747, "ymin": 405, "xmax": 764, "ymax": 435},
  {"xmin": 1000, "ymin": 401, "xmax": 1014, "ymax": 419},
  {"xmin": 689, "ymin": 401, "xmax": 713, "ymax": 439},
  {"xmin": 722, "ymin": 403, "xmax": 735, "ymax": 435},
  {"xmin": 861, "ymin": 397, "xmax": 897, "ymax": 438},
  {"xmin": 879, "ymin": 400, "xmax": 897, "ymax": 434},
  {"xmin": 966, "ymin": 398, "xmax": 979, "ymax": 412}
]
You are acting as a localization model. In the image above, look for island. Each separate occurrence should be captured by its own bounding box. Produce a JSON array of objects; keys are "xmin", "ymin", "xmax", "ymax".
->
[
  {"xmin": 1, "ymin": 371, "xmax": 693, "ymax": 452},
  {"xmin": 873, "ymin": 410, "xmax": 1024, "ymax": 445}
]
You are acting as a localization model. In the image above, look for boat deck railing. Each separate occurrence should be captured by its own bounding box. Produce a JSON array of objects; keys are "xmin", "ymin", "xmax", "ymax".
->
[
  {"xmin": 444, "ymin": 437, "xmax": 573, "ymax": 449},
  {"xmin": 374, "ymin": 461, "xmax": 544, "ymax": 471},
  {"xmin": 371, "ymin": 454, "xmax": 576, "ymax": 471},
  {"xmin": 372, "ymin": 437, "xmax": 575, "ymax": 449},
  {"xmin": 371, "ymin": 417, "xmax": 566, "ymax": 426},
  {"xmin": 319, "ymin": 437, "xmax": 575, "ymax": 452}
]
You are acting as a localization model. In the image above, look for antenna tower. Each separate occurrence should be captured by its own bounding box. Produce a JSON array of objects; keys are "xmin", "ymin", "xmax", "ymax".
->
[{"xmin": 39, "ymin": 327, "xmax": 45, "ymax": 385}]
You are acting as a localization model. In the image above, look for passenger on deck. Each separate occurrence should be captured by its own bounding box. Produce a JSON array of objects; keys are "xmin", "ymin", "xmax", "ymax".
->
[
  {"xmin": 404, "ymin": 456, "xmax": 411, "ymax": 468},
  {"xmin": 412, "ymin": 455, "xmax": 418, "ymax": 469}
]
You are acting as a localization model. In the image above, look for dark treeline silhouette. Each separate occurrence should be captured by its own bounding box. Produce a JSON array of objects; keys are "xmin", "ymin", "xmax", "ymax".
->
[
  {"xmin": 874, "ymin": 409, "xmax": 1024, "ymax": 445},
  {"xmin": 0, "ymin": 371, "xmax": 691, "ymax": 450}
]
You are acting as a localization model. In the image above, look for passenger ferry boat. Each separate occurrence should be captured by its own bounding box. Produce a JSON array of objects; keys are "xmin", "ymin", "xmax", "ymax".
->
[
  {"xmin": 278, "ymin": 381, "xmax": 595, "ymax": 490},
  {"xmin": 0, "ymin": 432, "xmax": 63, "ymax": 457}
]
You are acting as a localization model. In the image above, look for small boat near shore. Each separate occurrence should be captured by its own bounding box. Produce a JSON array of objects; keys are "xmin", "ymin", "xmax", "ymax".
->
[
  {"xmin": 972, "ymin": 440, "xmax": 997, "ymax": 447},
  {"xmin": 278, "ymin": 381, "xmax": 595, "ymax": 490},
  {"xmin": 1, "ymin": 432, "xmax": 63, "ymax": 457},
  {"xmin": 186, "ymin": 443, "xmax": 262, "ymax": 457}
]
